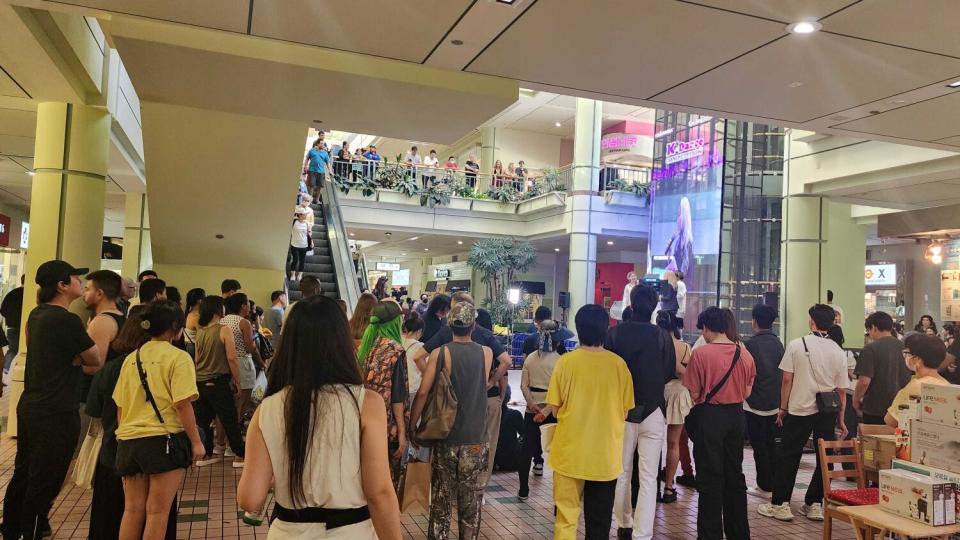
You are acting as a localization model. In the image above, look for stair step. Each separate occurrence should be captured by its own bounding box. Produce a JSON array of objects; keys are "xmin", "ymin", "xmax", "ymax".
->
[
  {"xmin": 303, "ymin": 263, "xmax": 333, "ymax": 274},
  {"xmin": 306, "ymin": 255, "xmax": 332, "ymax": 264}
]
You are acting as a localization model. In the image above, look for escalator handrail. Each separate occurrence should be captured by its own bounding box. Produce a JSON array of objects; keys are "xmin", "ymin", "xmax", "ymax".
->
[{"xmin": 320, "ymin": 181, "xmax": 361, "ymax": 317}]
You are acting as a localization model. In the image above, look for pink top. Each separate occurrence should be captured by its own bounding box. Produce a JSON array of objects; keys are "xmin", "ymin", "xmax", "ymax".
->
[
  {"xmin": 444, "ymin": 162, "xmax": 458, "ymax": 170},
  {"xmin": 683, "ymin": 342, "xmax": 756, "ymax": 405}
]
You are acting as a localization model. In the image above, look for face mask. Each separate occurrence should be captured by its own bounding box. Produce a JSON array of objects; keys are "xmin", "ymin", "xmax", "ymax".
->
[{"xmin": 904, "ymin": 356, "xmax": 916, "ymax": 372}]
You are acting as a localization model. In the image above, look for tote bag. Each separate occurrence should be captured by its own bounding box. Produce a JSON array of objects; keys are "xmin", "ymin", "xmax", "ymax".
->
[{"xmin": 72, "ymin": 419, "xmax": 103, "ymax": 489}]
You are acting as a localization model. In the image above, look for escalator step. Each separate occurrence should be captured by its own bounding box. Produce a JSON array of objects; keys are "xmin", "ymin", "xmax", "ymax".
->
[
  {"xmin": 303, "ymin": 263, "xmax": 333, "ymax": 274},
  {"xmin": 306, "ymin": 255, "xmax": 332, "ymax": 264}
]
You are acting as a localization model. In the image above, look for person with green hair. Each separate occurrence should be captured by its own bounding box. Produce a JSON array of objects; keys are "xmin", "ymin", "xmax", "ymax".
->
[{"xmin": 357, "ymin": 300, "xmax": 410, "ymax": 492}]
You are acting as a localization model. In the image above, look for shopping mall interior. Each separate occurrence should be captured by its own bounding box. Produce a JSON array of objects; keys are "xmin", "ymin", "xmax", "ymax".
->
[{"xmin": 1, "ymin": 1, "xmax": 960, "ymax": 539}]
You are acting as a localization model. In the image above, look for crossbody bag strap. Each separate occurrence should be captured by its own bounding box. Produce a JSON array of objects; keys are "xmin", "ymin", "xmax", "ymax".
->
[
  {"xmin": 802, "ymin": 336, "xmax": 829, "ymax": 392},
  {"xmin": 703, "ymin": 345, "xmax": 741, "ymax": 404},
  {"xmin": 135, "ymin": 347, "xmax": 166, "ymax": 425}
]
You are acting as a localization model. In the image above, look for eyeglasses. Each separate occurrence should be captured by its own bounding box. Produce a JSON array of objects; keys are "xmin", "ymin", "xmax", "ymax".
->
[{"xmin": 902, "ymin": 350, "xmax": 914, "ymax": 357}]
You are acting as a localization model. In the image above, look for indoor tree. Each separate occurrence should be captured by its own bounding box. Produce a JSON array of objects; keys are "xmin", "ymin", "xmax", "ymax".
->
[{"xmin": 467, "ymin": 237, "xmax": 537, "ymax": 328}]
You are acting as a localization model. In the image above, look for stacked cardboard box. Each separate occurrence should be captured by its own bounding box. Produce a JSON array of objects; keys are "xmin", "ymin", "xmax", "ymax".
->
[{"xmin": 879, "ymin": 469, "xmax": 956, "ymax": 526}]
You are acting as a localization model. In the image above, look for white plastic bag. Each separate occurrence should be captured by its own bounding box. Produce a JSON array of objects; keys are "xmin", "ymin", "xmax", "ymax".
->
[
  {"xmin": 72, "ymin": 419, "xmax": 103, "ymax": 489},
  {"xmin": 252, "ymin": 371, "xmax": 268, "ymax": 404}
]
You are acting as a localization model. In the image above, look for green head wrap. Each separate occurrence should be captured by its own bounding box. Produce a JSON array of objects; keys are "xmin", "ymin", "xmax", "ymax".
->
[{"xmin": 357, "ymin": 301, "xmax": 403, "ymax": 364}]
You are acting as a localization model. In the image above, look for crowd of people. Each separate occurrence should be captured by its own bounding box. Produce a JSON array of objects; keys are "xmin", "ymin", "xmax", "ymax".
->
[
  {"xmin": 301, "ymin": 132, "xmax": 542, "ymax": 197},
  {"xmin": 4, "ymin": 255, "xmax": 960, "ymax": 540}
]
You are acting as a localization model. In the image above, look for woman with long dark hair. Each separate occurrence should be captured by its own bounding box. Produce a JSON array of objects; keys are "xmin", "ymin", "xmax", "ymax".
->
[
  {"xmin": 421, "ymin": 293, "xmax": 451, "ymax": 343},
  {"xmin": 372, "ymin": 276, "xmax": 389, "ymax": 301},
  {"xmin": 658, "ymin": 311, "xmax": 693, "ymax": 504},
  {"xmin": 915, "ymin": 314, "xmax": 938, "ymax": 335},
  {"xmin": 350, "ymin": 293, "xmax": 378, "ymax": 348},
  {"xmin": 183, "ymin": 288, "xmax": 205, "ymax": 358},
  {"xmin": 517, "ymin": 320, "xmax": 562, "ymax": 501},
  {"xmin": 237, "ymin": 296, "xmax": 402, "ymax": 539},
  {"xmin": 113, "ymin": 301, "xmax": 205, "ymax": 539}
]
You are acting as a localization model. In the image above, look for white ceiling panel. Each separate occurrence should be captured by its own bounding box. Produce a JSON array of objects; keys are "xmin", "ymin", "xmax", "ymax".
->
[
  {"xmin": 252, "ymin": 0, "xmax": 473, "ymax": 63},
  {"xmin": 833, "ymin": 92, "xmax": 960, "ymax": 143},
  {"xmin": 655, "ymin": 32, "xmax": 960, "ymax": 123},
  {"xmin": 685, "ymin": 0, "xmax": 854, "ymax": 22},
  {"xmin": 44, "ymin": 0, "xmax": 248, "ymax": 32},
  {"xmin": 858, "ymin": 187, "xmax": 957, "ymax": 205},
  {"xmin": 825, "ymin": 0, "xmax": 960, "ymax": 58},
  {"xmin": 467, "ymin": 0, "xmax": 786, "ymax": 100}
]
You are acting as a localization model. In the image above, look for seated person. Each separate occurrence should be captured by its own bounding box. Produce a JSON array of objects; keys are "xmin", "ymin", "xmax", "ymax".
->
[{"xmin": 885, "ymin": 334, "xmax": 949, "ymax": 428}]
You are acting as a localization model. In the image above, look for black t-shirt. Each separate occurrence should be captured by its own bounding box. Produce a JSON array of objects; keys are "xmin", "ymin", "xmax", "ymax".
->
[
  {"xmin": 20, "ymin": 304, "xmax": 96, "ymax": 414},
  {"xmin": 0, "ymin": 286, "xmax": 23, "ymax": 328},
  {"xmin": 604, "ymin": 321, "xmax": 675, "ymax": 423},
  {"xmin": 495, "ymin": 406, "xmax": 523, "ymax": 471},
  {"xmin": 423, "ymin": 324, "xmax": 507, "ymax": 397},
  {"xmin": 422, "ymin": 314, "xmax": 444, "ymax": 343},
  {"xmin": 854, "ymin": 335, "xmax": 912, "ymax": 416},
  {"xmin": 943, "ymin": 339, "xmax": 960, "ymax": 384}
]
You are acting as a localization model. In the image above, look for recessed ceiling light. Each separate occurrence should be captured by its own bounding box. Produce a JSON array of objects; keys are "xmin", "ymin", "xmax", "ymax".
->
[
  {"xmin": 450, "ymin": 39, "xmax": 463, "ymax": 46},
  {"xmin": 312, "ymin": 119, "xmax": 323, "ymax": 124},
  {"xmin": 607, "ymin": 240, "xmax": 614, "ymax": 245},
  {"xmin": 25, "ymin": 171, "xmax": 34, "ymax": 176},
  {"xmin": 495, "ymin": 0, "xmax": 516, "ymax": 4},
  {"xmin": 349, "ymin": 232, "xmax": 355, "ymax": 236},
  {"xmin": 215, "ymin": 234, "xmax": 224, "ymax": 239},
  {"xmin": 554, "ymin": 121, "xmax": 562, "ymax": 127},
  {"xmin": 384, "ymin": 232, "xmax": 392, "ymax": 237},
  {"xmin": 401, "ymin": 252, "xmax": 407, "ymax": 256},
  {"xmin": 424, "ymin": 248, "xmax": 429, "ymax": 251},
  {"xmin": 409, "ymin": 236, "xmax": 419, "ymax": 241},
  {"xmin": 457, "ymin": 240, "xmax": 463, "ymax": 245},
  {"xmin": 890, "ymin": 99, "xmax": 906, "ymax": 104},
  {"xmin": 787, "ymin": 81, "xmax": 803, "ymax": 88},
  {"xmin": 554, "ymin": 248, "xmax": 560, "ymax": 252},
  {"xmin": 948, "ymin": 80, "xmax": 960, "ymax": 88},
  {"xmin": 786, "ymin": 21, "xmax": 822, "ymax": 34}
]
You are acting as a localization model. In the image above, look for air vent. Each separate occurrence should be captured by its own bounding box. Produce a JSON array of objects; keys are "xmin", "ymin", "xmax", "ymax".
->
[{"xmin": 829, "ymin": 115, "xmax": 849, "ymax": 122}]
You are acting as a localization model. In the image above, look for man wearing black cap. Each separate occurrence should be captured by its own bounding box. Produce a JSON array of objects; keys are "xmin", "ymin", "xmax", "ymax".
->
[{"xmin": 2, "ymin": 260, "xmax": 100, "ymax": 539}]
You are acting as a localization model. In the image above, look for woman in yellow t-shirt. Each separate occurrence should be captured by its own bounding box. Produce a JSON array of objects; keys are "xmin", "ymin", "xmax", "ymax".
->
[
  {"xmin": 112, "ymin": 300, "xmax": 204, "ymax": 538},
  {"xmin": 885, "ymin": 334, "xmax": 950, "ymax": 428}
]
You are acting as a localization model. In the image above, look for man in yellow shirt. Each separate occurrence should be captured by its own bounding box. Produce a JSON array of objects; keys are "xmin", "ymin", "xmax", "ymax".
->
[{"xmin": 538, "ymin": 304, "xmax": 634, "ymax": 540}]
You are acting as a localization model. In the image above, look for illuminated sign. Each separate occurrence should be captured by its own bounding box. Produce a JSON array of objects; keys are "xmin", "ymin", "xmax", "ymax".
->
[
  {"xmin": 435, "ymin": 268, "xmax": 451, "ymax": 279},
  {"xmin": 601, "ymin": 134, "xmax": 639, "ymax": 151},
  {"xmin": 375, "ymin": 262, "xmax": 401, "ymax": 271},
  {"xmin": 19, "ymin": 222, "xmax": 28, "ymax": 249},
  {"xmin": 665, "ymin": 137, "xmax": 706, "ymax": 165},
  {"xmin": 865, "ymin": 264, "xmax": 896, "ymax": 286},
  {"xmin": 0, "ymin": 214, "xmax": 9, "ymax": 247}
]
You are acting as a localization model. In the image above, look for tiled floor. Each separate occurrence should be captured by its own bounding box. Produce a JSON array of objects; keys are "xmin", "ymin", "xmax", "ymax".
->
[{"xmin": 0, "ymin": 370, "xmax": 852, "ymax": 539}]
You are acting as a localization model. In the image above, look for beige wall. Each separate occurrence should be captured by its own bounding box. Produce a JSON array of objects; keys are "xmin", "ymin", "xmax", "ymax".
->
[
  {"xmin": 496, "ymin": 129, "xmax": 562, "ymax": 172},
  {"xmin": 153, "ymin": 263, "xmax": 283, "ymax": 308}
]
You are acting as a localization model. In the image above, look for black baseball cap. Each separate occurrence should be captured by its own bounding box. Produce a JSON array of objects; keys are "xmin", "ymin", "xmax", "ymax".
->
[{"xmin": 35, "ymin": 260, "xmax": 88, "ymax": 287}]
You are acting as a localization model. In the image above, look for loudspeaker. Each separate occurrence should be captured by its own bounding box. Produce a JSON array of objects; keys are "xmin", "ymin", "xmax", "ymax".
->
[{"xmin": 558, "ymin": 292, "xmax": 570, "ymax": 309}]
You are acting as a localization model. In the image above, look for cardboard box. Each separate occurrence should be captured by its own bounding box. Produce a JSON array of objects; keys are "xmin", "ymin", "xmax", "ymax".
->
[
  {"xmin": 879, "ymin": 469, "xmax": 956, "ymax": 526},
  {"xmin": 910, "ymin": 419, "xmax": 960, "ymax": 475},
  {"xmin": 861, "ymin": 433, "xmax": 898, "ymax": 472},
  {"xmin": 921, "ymin": 383, "xmax": 960, "ymax": 428},
  {"xmin": 892, "ymin": 459, "xmax": 960, "ymax": 521}
]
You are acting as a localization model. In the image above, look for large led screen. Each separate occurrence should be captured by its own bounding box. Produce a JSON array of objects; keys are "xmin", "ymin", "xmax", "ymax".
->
[{"xmin": 649, "ymin": 113, "xmax": 724, "ymax": 327}]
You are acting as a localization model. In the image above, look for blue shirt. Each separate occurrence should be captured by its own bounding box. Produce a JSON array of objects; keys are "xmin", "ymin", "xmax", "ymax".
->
[
  {"xmin": 306, "ymin": 148, "xmax": 330, "ymax": 173},
  {"xmin": 363, "ymin": 152, "xmax": 381, "ymax": 162}
]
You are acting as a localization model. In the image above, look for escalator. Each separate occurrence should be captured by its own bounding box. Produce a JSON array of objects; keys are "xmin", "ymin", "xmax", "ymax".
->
[{"xmin": 287, "ymin": 181, "xmax": 360, "ymax": 313}]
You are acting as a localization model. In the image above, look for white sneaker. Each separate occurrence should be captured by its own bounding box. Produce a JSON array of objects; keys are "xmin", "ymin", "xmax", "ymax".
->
[
  {"xmin": 232, "ymin": 459, "xmax": 245, "ymax": 469},
  {"xmin": 196, "ymin": 455, "xmax": 222, "ymax": 467},
  {"xmin": 748, "ymin": 486, "xmax": 772, "ymax": 499},
  {"xmin": 212, "ymin": 445, "xmax": 226, "ymax": 455},
  {"xmin": 799, "ymin": 503, "xmax": 824, "ymax": 521},
  {"xmin": 758, "ymin": 502, "xmax": 794, "ymax": 521},
  {"xmin": 224, "ymin": 447, "xmax": 236, "ymax": 458}
]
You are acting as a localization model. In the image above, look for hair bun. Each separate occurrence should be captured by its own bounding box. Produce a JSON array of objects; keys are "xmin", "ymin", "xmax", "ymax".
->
[{"xmin": 140, "ymin": 319, "xmax": 151, "ymax": 330}]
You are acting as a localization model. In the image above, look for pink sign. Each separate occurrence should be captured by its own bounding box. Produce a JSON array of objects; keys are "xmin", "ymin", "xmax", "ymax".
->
[
  {"xmin": 601, "ymin": 134, "xmax": 639, "ymax": 151},
  {"xmin": 665, "ymin": 137, "xmax": 705, "ymax": 164}
]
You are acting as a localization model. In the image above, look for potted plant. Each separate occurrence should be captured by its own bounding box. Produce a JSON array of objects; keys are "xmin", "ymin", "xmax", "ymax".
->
[
  {"xmin": 467, "ymin": 238, "xmax": 537, "ymax": 328},
  {"xmin": 603, "ymin": 178, "xmax": 650, "ymax": 207},
  {"xmin": 420, "ymin": 185, "xmax": 451, "ymax": 208}
]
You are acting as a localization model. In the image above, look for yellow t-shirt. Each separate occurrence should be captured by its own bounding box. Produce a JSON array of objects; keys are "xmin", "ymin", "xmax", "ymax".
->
[
  {"xmin": 113, "ymin": 340, "xmax": 200, "ymax": 440},
  {"xmin": 546, "ymin": 348, "xmax": 634, "ymax": 481},
  {"xmin": 887, "ymin": 374, "xmax": 949, "ymax": 422}
]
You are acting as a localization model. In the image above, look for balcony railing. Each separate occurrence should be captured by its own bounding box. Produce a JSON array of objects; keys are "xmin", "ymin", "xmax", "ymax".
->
[{"xmin": 323, "ymin": 159, "xmax": 650, "ymax": 209}]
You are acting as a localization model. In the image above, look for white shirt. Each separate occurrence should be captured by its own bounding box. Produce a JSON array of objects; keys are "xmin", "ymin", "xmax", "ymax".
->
[
  {"xmin": 290, "ymin": 220, "xmax": 310, "ymax": 248},
  {"xmin": 405, "ymin": 152, "xmax": 421, "ymax": 166},
  {"xmin": 828, "ymin": 303, "xmax": 845, "ymax": 325},
  {"xmin": 676, "ymin": 281, "xmax": 687, "ymax": 318},
  {"xmin": 402, "ymin": 337, "xmax": 424, "ymax": 395},
  {"xmin": 297, "ymin": 204, "xmax": 315, "ymax": 228},
  {"xmin": 422, "ymin": 155, "xmax": 439, "ymax": 168},
  {"xmin": 623, "ymin": 282, "xmax": 635, "ymax": 308},
  {"xmin": 779, "ymin": 334, "xmax": 850, "ymax": 416}
]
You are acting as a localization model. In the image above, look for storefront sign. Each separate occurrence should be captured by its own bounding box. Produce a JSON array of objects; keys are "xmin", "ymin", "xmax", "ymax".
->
[
  {"xmin": 435, "ymin": 268, "xmax": 451, "ymax": 279},
  {"xmin": 665, "ymin": 137, "xmax": 706, "ymax": 165},
  {"xmin": 601, "ymin": 134, "xmax": 640, "ymax": 151},
  {"xmin": 942, "ymin": 270, "xmax": 960, "ymax": 321},
  {"xmin": 865, "ymin": 264, "xmax": 896, "ymax": 286},
  {"xmin": 375, "ymin": 262, "xmax": 400, "ymax": 272},
  {"xmin": 19, "ymin": 222, "xmax": 28, "ymax": 249},
  {"xmin": 0, "ymin": 214, "xmax": 10, "ymax": 247}
]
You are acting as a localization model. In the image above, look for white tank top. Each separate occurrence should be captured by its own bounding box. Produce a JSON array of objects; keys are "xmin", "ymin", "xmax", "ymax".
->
[
  {"xmin": 220, "ymin": 314, "xmax": 248, "ymax": 356},
  {"xmin": 259, "ymin": 385, "xmax": 368, "ymax": 510}
]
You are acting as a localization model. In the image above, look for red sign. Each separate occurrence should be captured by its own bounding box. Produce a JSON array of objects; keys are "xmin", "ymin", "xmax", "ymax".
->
[{"xmin": 0, "ymin": 214, "xmax": 10, "ymax": 247}]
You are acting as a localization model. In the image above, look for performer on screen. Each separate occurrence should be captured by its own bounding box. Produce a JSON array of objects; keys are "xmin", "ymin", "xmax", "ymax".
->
[{"xmin": 664, "ymin": 196, "xmax": 694, "ymax": 279}]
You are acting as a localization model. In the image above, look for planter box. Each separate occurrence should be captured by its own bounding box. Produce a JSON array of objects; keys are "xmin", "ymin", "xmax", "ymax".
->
[
  {"xmin": 518, "ymin": 192, "xmax": 565, "ymax": 214},
  {"xmin": 603, "ymin": 190, "xmax": 648, "ymax": 208},
  {"xmin": 471, "ymin": 198, "xmax": 517, "ymax": 214},
  {"xmin": 342, "ymin": 189, "xmax": 376, "ymax": 202},
  {"xmin": 447, "ymin": 196, "xmax": 473, "ymax": 211},
  {"xmin": 378, "ymin": 190, "xmax": 417, "ymax": 205}
]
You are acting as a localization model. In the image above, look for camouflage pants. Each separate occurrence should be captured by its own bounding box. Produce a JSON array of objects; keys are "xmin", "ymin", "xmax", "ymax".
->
[{"xmin": 428, "ymin": 443, "xmax": 490, "ymax": 540}]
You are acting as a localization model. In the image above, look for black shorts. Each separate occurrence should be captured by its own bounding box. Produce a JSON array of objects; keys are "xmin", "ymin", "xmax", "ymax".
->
[{"xmin": 116, "ymin": 433, "xmax": 192, "ymax": 476}]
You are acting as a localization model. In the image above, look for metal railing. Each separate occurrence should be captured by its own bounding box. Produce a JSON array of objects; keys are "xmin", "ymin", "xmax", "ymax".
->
[{"xmin": 320, "ymin": 179, "xmax": 361, "ymax": 315}]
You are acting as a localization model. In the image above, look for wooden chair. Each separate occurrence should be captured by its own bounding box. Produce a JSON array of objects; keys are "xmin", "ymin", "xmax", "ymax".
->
[{"xmin": 817, "ymin": 438, "xmax": 879, "ymax": 540}]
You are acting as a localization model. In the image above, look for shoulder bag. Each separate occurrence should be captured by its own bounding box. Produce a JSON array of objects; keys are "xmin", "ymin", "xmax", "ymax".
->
[
  {"xmin": 684, "ymin": 345, "xmax": 741, "ymax": 438},
  {"xmin": 802, "ymin": 337, "xmax": 841, "ymax": 414},
  {"xmin": 134, "ymin": 347, "xmax": 192, "ymax": 465},
  {"xmin": 414, "ymin": 346, "xmax": 459, "ymax": 445}
]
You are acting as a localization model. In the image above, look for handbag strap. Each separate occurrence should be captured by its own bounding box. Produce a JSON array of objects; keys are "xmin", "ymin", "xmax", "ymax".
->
[
  {"xmin": 702, "ymin": 344, "xmax": 741, "ymax": 404},
  {"xmin": 135, "ymin": 347, "xmax": 166, "ymax": 426},
  {"xmin": 802, "ymin": 336, "xmax": 830, "ymax": 393}
]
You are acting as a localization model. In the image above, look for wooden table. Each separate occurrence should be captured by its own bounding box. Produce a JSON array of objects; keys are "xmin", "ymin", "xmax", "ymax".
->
[{"xmin": 834, "ymin": 504, "xmax": 960, "ymax": 539}]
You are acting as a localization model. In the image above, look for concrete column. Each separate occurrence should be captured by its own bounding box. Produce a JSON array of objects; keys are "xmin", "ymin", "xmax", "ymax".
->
[
  {"xmin": 479, "ymin": 126, "xmax": 498, "ymax": 191},
  {"xmin": 566, "ymin": 98, "xmax": 602, "ymax": 318},
  {"xmin": 8, "ymin": 102, "xmax": 109, "ymax": 436},
  {"xmin": 121, "ymin": 192, "xmax": 152, "ymax": 278}
]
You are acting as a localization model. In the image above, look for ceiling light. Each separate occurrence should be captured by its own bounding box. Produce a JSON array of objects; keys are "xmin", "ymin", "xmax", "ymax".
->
[
  {"xmin": 409, "ymin": 236, "xmax": 419, "ymax": 241},
  {"xmin": 401, "ymin": 252, "xmax": 407, "ymax": 256},
  {"xmin": 450, "ymin": 39, "xmax": 463, "ymax": 46},
  {"xmin": 787, "ymin": 81, "xmax": 803, "ymax": 88},
  {"xmin": 948, "ymin": 80, "xmax": 960, "ymax": 88},
  {"xmin": 607, "ymin": 241, "xmax": 614, "ymax": 245},
  {"xmin": 925, "ymin": 241, "xmax": 945, "ymax": 265},
  {"xmin": 424, "ymin": 248, "xmax": 429, "ymax": 251},
  {"xmin": 554, "ymin": 248, "xmax": 560, "ymax": 252},
  {"xmin": 25, "ymin": 171, "xmax": 34, "ymax": 176},
  {"xmin": 496, "ymin": 0, "xmax": 516, "ymax": 4},
  {"xmin": 457, "ymin": 240, "xmax": 463, "ymax": 245},
  {"xmin": 554, "ymin": 122, "xmax": 562, "ymax": 127},
  {"xmin": 349, "ymin": 232, "xmax": 355, "ymax": 237},
  {"xmin": 786, "ymin": 21, "xmax": 822, "ymax": 34},
  {"xmin": 312, "ymin": 119, "xmax": 323, "ymax": 124},
  {"xmin": 215, "ymin": 234, "xmax": 224, "ymax": 239},
  {"xmin": 384, "ymin": 232, "xmax": 392, "ymax": 237},
  {"xmin": 890, "ymin": 99, "xmax": 906, "ymax": 104}
]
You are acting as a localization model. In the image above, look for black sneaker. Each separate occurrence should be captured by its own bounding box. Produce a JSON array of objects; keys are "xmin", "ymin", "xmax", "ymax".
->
[
  {"xmin": 617, "ymin": 527, "xmax": 633, "ymax": 539},
  {"xmin": 676, "ymin": 474, "xmax": 697, "ymax": 488},
  {"xmin": 518, "ymin": 488, "xmax": 529, "ymax": 502}
]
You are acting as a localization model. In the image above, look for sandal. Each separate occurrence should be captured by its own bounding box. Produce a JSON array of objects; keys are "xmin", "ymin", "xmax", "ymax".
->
[{"xmin": 660, "ymin": 487, "xmax": 678, "ymax": 504}]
